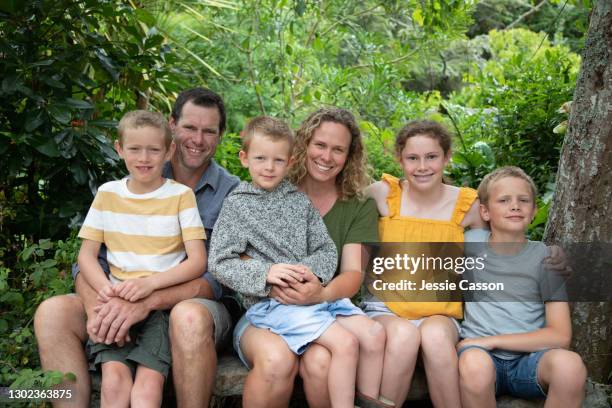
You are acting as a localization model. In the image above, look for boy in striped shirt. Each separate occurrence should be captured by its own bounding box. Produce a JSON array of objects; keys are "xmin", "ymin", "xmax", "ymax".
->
[{"xmin": 77, "ymin": 110, "xmax": 206, "ymax": 407}]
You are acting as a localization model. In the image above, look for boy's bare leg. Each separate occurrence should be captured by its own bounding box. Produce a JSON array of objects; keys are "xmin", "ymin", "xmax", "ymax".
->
[
  {"xmin": 419, "ymin": 315, "xmax": 461, "ymax": 408},
  {"xmin": 314, "ymin": 322, "xmax": 359, "ymax": 408},
  {"xmin": 100, "ymin": 361, "xmax": 132, "ymax": 408},
  {"xmin": 34, "ymin": 294, "xmax": 90, "ymax": 408},
  {"xmin": 131, "ymin": 365, "xmax": 165, "ymax": 408},
  {"xmin": 538, "ymin": 349, "xmax": 586, "ymax": 408},
  {"xmin": 299, "ymin": 344, "xmax": 332, "ymax": 408},
  {"xmin": 336, "ymin": 315, "xmax": 386, "ymax": 398},
  {"xmin": 169, "ymin": 300, "xmax": 217, "ymax": 408},
  {"xmin": 241, "ymin": 326, "xmax": 298, "ymax": 408},
  {"xmin": 372, "ymin": 315, "xmax": 421, "ymax": 405},
  {"xmin": 458, "ymin": 348, "xmax": 496, "ymax": 408}
]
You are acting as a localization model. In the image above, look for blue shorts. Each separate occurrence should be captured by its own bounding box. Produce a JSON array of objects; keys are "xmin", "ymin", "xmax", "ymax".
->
[
  {"xmin": 234, "ymin": 298, "xmax": 364, "ymax": 367},
  {"xmin": 458, "ymin": 346, "xmax": 548, "ymax": 399}
]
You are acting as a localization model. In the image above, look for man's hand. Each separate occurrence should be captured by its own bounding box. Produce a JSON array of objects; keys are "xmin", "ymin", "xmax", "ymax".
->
[
  {"xmin": 89, "ymin": 297, "xmax": 150, "ymax": 345},
  {"xmin": 270, "ymin": 269, "xmax": 324, "ymax": 305},
  {"xmin": 114, "ymin": 278, "xmax": 156, "ymax": 302}
]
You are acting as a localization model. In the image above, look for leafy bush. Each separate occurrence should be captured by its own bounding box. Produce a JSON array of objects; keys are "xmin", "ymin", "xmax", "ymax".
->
[
  {"xmin": 0, "ymin": 235, "xmax": 79, "ymax": 388},
  {"xmin": 0, "ymin": 0, "xmax": 187, "ymax": 255}
]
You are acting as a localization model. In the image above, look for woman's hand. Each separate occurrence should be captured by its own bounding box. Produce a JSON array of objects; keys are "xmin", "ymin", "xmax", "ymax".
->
[{"xmin": 270, "ymin": 268, "xmax": 325, "ymax": 305}]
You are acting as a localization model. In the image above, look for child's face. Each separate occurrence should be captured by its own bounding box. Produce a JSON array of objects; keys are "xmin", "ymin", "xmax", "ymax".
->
[
  {"xmin": 239, "ymin": 133, "xmax": 292, "ymax": 191},
  {"xmin": 115, "ymin": 126, "xmax": 174, "ymax": 192},
  {"xmin": 480, "ymin": 176, "xmax": 537, "ymax": 236},
  {"xmin": 399, "ymin": 135, "xmax": 450, "ymax": 191}
]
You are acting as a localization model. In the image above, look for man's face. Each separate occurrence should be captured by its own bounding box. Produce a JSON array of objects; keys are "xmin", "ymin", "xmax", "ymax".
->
[{"xmin": 170, "ymin": 101, "xmax": 221, "ymax": 171}]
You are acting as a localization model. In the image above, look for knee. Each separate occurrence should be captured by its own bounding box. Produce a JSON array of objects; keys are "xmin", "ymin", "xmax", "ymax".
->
[
  {"xmin": 339, "ymin": 331, "xmax": 360, "ymax": 359},
  {"xmin": 254, "ymin": 348, "xmax": 298, "ymax": 384},
  {"xmin": 169, "ymin": 301, "xmax": 214, "ymax": 347},
  {"xmin": 419, "ymin": 317, "xmax": 455, "ymax": 354},
  {"xmin": 300, "ymin": 346, "xmax": 331, "ymax": 383},
  {"xmin": 131, "ymin": 375, "xmax": 164, "ymax": 404},
  {"xmin": 385, "ymin": 319, "xmax": 420, "ymax": 356},
  {"xmin": 459, "ymin": 350, "xmax": 495, "ymax": 394},
  {"xmin": 360, "ymin": 321, "xmax": 386, "ymax": 355},
  {"xmin": 34, "ymin": 295, "xmax": 84, "ymax": 340},
  {"xmin": 101, "ymin": 365, "xmax": 132, "ymax": 400},
  {"xmin": 543, "ymin": 350, "xmax": 587, "ymax": 393}
]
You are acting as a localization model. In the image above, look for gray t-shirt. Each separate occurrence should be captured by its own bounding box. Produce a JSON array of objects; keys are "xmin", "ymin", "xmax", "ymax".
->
[{"xmin": 460, "ymin": 229, "xmax": 566, "ymax": 359}]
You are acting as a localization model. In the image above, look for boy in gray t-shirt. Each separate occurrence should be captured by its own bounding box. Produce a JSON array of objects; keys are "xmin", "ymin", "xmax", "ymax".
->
[{"xmin": 457, "ymin": 167, "xmax": 586, "ymax": 407}]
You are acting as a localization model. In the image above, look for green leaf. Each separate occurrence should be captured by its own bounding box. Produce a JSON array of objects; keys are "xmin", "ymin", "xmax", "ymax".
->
[
  {"xmin": 30, "ymin": 59, "xmax": 55, "ymax": 67},
  {"xmin": 0, "ymin": 291, "xmax": 24, "ymax": 306},
  {"xmin": 0, "ymin": 319, "xmax": 8, "ymax": 333},
  {"xmin": 41, "ymin": 76, "xmax": 66, "ymax": 89},
  {"xmin": 135, "ymin": 8, "xmax": 156, "ymax": 26},
  {"xmin": 63, "ymin": 98, "xmax": 93, "ymax": 109},
  {"xmin": 25, "ymin": 110, "xmax": 45, "ymax": 132},
  {"xmin": 48, "ymin": 105, "xmax": 71, "ymax": 124},
  {"xmin": 412, "ymin": 8, "xmax": 424, "ymax": 26},
  {"xmin": 33, "ymin": 137, "xmax": 61, "ymax": 157},
  {"xmin": 89, "ymin": 120, "xmax": 118, "ymax": 128}
]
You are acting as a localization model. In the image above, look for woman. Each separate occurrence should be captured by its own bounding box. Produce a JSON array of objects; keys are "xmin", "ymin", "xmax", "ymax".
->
[{"xmin": 234, "ymin": 108, "xmax": 390, "ymax": 408}]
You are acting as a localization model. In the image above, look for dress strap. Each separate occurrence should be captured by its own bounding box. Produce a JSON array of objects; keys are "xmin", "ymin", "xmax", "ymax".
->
[
  {"xmin": 451, "ymin": 187, "xmax": 478, "ymax": 225},
  {"xmin": 381, "ymin": 173, "xmax": 402, "ymax": 217}
]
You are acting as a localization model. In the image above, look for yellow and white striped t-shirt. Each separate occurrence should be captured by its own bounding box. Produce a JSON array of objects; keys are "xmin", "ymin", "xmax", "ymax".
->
[{"xmin": 78, "ymin": 178, "xmax": 206, "ymax": 281}]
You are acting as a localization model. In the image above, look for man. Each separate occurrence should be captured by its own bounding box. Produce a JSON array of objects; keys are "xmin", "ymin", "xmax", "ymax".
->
[{"xmin": 34, "ymin": 88, "xmax": 240, "ymax": 408}]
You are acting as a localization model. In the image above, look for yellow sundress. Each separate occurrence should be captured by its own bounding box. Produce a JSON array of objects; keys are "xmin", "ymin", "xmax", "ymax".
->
[{"xmin": 377, "ymin": 173, "xmax": 477, "ymax": 319}]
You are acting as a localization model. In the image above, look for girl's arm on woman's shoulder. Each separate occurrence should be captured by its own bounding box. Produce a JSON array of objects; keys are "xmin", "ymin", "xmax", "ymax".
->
[
  {"xmin": 364, "ymin": 181, "xmax": 390, "ymax": 216},
  {"xmin": 462, "ymin": 199, "xmax": 487, "ymax": 229}
]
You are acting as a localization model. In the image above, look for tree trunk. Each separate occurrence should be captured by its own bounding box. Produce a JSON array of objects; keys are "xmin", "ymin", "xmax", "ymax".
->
[{"xmin": 543, "ymin": 1, "xmax": 612, "ymax": 383}]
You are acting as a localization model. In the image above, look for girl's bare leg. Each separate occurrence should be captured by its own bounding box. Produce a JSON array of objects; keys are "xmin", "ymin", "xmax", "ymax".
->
[{"xmin": 314, "ymin": 322, "xmax": 359, "ymax": 408}]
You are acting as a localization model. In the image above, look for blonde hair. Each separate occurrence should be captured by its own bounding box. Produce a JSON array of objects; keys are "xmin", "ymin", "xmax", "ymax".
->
[
  {"xmin": 118, "ymin": 110, "xmax": 172, "ymax": 148},
  {"xmin": 288, "ymin": 108, "xmax": 369, "ymax": 200},
  {"xmin": 242, "ymin": 116, "xmax": 294, "ymax": 153},
  {"xmin": 478, "ymin": 166, "xmax": 538, "ymax": 206}
]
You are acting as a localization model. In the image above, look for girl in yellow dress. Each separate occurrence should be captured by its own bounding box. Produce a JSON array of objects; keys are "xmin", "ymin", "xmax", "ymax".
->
[{"xmin": 365, "ymin": 120, "xmax": 485, "ymax": 408}]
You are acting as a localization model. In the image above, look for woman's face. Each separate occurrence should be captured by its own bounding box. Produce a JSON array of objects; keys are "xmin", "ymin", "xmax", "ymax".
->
[{"xmin": 305, "ymin": 121, "xmax": 352, "ymax": 184}]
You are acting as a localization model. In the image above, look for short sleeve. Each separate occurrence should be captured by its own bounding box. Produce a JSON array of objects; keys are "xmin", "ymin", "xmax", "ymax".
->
[
  {"xmin": 179, "ymin": 189, "xmax": 206, "ymax": 242},
  {"xmin": 451, "ymin": 187, "xmax": 478, "ymax": 225},
  {"xmin": 78, "ymin": 192, "xmax": 105, "ymax": 243},
  {"xmin": 538, "ymin": 246, "xmax": 569, "ymax": 302},
  {"xmin": 345, "ymin": 197, "xmax": 379, "ymax": 244}
]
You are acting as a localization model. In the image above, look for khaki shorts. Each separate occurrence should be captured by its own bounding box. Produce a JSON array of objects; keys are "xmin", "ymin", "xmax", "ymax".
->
[
  {"xmin": 85, "ymin": 297, "xmax": 233, "ymax": 376},
  {"xmin": 90, "ymin": 310, "xmax": 171, "ymax": 377}
]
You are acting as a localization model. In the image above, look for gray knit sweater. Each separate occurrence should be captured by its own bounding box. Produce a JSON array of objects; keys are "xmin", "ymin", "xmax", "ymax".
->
[{"xmin": 208, "ymin": 180, "xmax": 338, "ymax": 308}]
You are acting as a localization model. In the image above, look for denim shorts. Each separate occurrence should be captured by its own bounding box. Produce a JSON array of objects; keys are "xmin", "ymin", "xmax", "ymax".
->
[
  {"xmin": 234, "ymin": 298, "xmax": 364, "ymax": 367},
  {"xmin": 458, "ymin": 345, "xmax": 548, "ymax": 399}
]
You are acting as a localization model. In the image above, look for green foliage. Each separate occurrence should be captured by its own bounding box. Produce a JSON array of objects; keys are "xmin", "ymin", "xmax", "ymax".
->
[
  {"xmin": 448, "ymin": 29, "xmax": 579, "ymax": 192},
  {"xmin": 0, "ymin": 235, "xmax": 78, "ymax": 387},
  {"xmin": 0, "ymin": 0, "xmax": 188, "ymax": 251}
]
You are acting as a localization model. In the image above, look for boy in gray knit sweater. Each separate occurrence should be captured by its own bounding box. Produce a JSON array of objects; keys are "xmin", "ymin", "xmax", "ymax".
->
[{"xmin": 209, "ymin": 116, "xmax": 363, "ymax": 408}]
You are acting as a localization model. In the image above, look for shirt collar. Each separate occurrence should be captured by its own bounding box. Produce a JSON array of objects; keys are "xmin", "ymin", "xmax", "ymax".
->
[{"xmin": 162, "ymin": 159, "xmax": 221, "ymax": 192}]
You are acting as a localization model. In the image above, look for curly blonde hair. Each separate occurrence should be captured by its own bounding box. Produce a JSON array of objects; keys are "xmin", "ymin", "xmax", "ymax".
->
[{"xmin": 288, "ymin": 108, "xmax": 369, "ymax": 200}]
